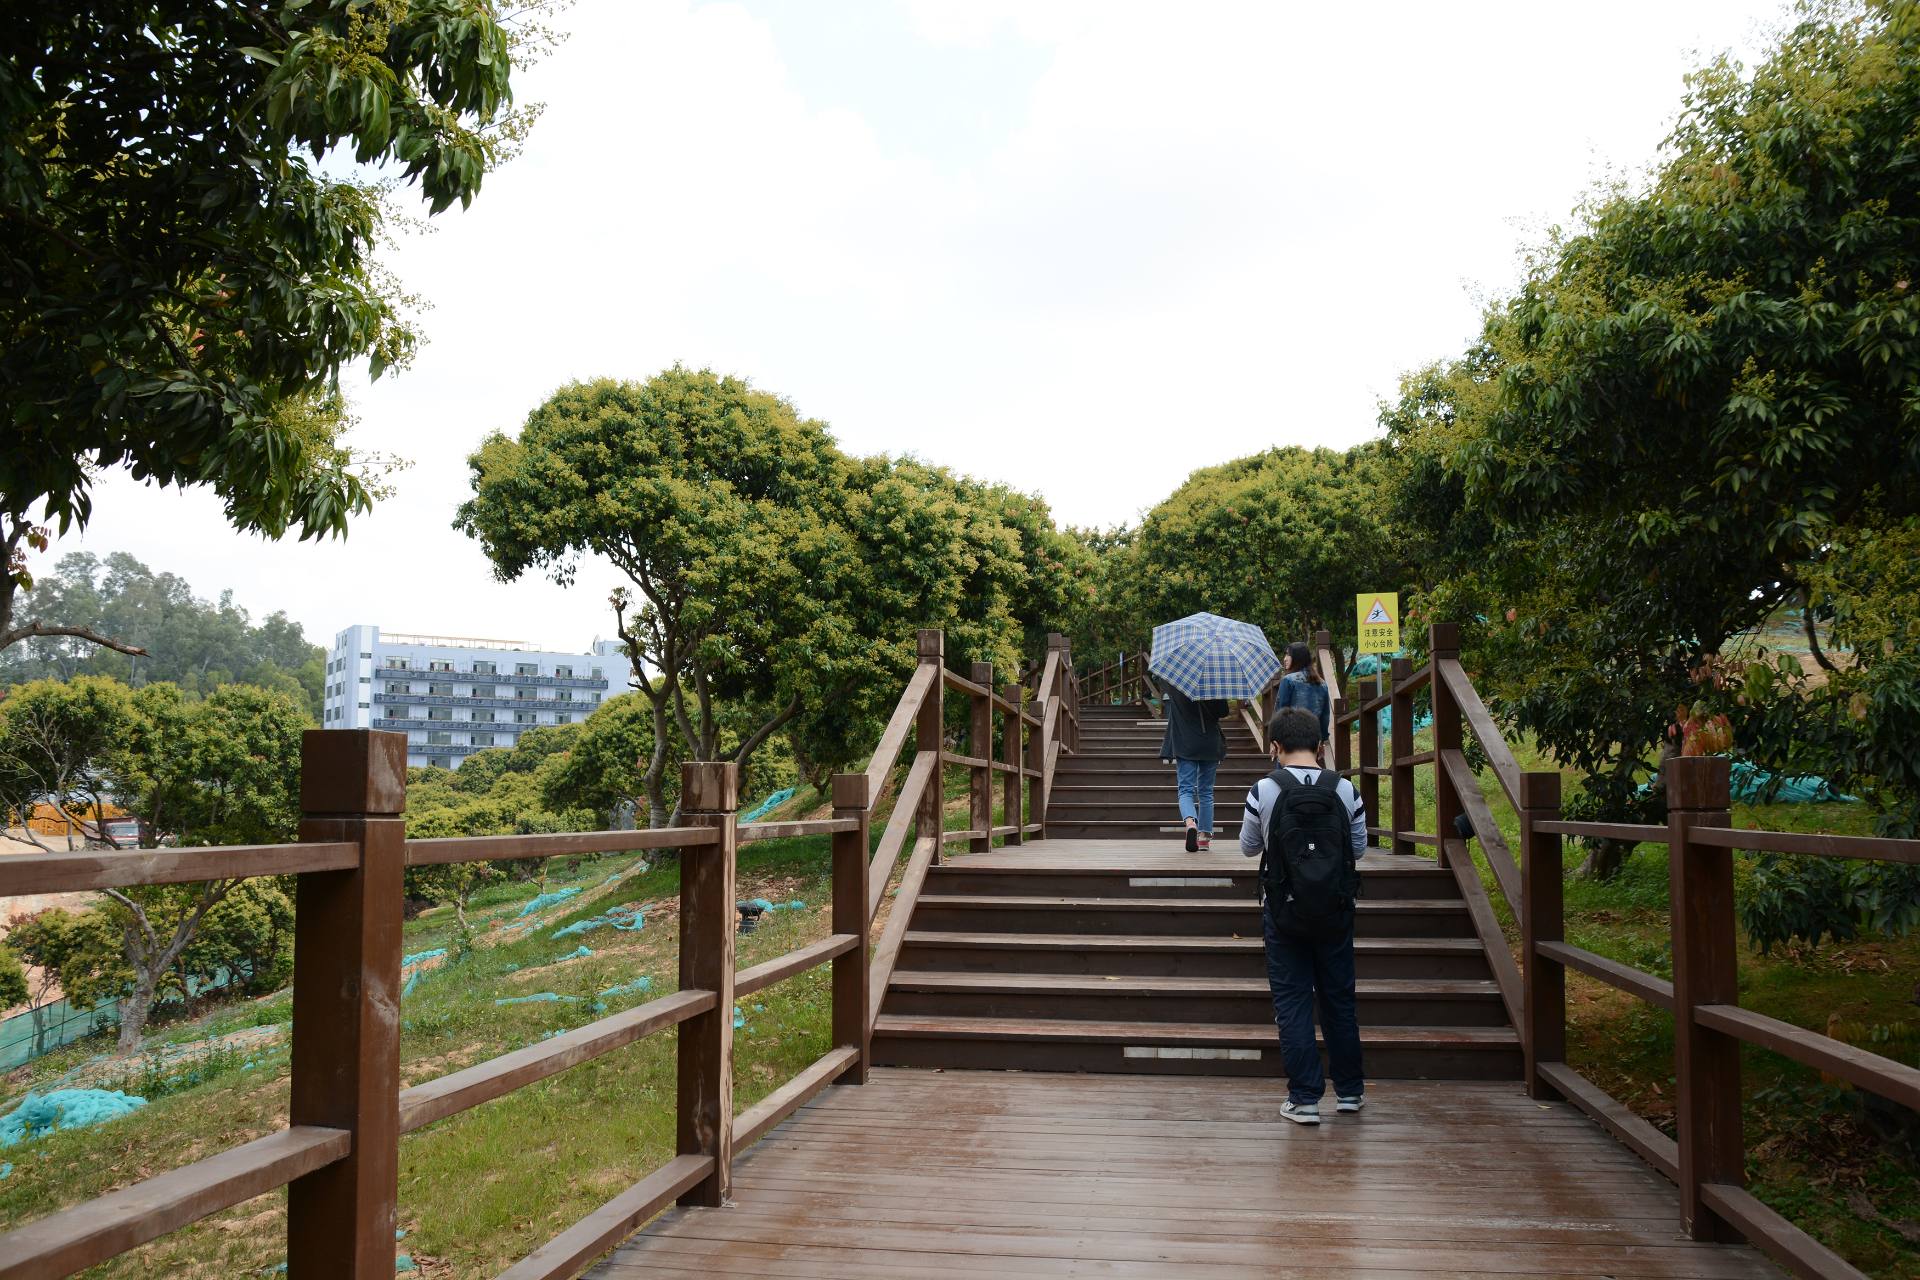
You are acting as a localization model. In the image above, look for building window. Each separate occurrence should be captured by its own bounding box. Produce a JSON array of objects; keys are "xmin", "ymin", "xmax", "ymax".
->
[
  {"xmin": 429, "ymin": 682, "xmax": 453, "ymax": 696},
  {"xmin": 591, "ymin": 667, "xmax": 603, "ymax": 679},
  {"xmin": 428, "ymin": 708, "xmax": 452, "ymax": 721},
  {"xmin": 555, "ymin": 713, "xmax": 572, "ymax": 724},
  {"xmin": 472, "ymin": 685, "xmax": 495, "ymax": 699},
  {"xmin": 386, "ymin": 657, "xmax": 408, "ymax": 669},
  {"xmin": 515, "ymin": 687, "xmax": 535, "ymax": 700},
  {"xmin": 515, "ymin": 662, "xmax": 538, "ymax": 676},
  {"xmin": 386, "ymin": 682, "xmax": 409, "ymax": 696},
  {"xmin": 358, "ymin": 675, "xmax": 370, "ymax": 683},
  {"xmin": 515, "ymin": 711, "xmax": 537, "ymax": 724},
  {"xmin": 472, "ymin": 710, "xmax": 496, "ymax": 723},
  {"xmin": 360, "ymin": 652, "xmax": 372, "ymax": 659},
  {"xmin": 357, "ymin": 702, "xmax": 369, "ymax": 709},
  {"xmin": 470, "ymin": 733, "xmax": 495, "ymax": 748},
  {"xmin": 555, "ymin": 664, "xmax": 573, "ymax": 679},
  {"xmin": 472, "ymin": 660, "xmax": 496, "ymax": 675},
  {"xmin": 427, "ymin": 731, "xmax": 451, "ymax": 745}
]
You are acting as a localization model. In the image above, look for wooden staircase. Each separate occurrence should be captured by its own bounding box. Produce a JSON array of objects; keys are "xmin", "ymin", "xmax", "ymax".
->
[{"xmin": 872, "ymin": 705, "xmax": 1523, "ymax": 1080}]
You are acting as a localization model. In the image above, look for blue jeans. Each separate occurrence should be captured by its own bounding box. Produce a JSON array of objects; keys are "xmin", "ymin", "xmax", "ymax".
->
[
  {"xmin": 1261, "ymin": 906, "xmax": 1364, "ymax": 1105},
  {"xmin": 1175, "ymin": 758, "xmax": 1217, "ymax": 832}
]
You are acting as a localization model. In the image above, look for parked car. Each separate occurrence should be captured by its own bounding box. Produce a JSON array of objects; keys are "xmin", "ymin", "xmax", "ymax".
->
[{"xmin": 87, "ymin": 817, "xmax": 149, "ymax": 850}]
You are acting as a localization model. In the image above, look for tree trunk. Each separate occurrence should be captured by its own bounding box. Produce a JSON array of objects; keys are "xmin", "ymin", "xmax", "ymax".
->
[{"xmin": 115, "ymin": 972, "xmax": 158, "ymax": 1055}]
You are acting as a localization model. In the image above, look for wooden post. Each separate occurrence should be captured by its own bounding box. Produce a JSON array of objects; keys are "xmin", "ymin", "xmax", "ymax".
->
[
  {"xmin": 677, "ymin": 762, "xmax": 738, "ymax": 1207},
  {"xmin": 1668, "ymin": 754, "xmax": 1740, "ymax": 1241},
  {"xmin": 1430, "ymin": 624, "xmax": 1461, "ymax": 871},
  {"xmin": 830, "ymin": 772, "xmax": 870, "ymax": 1084},
  {"xmin": 1000, "ymin": 683, "xmax": 1024, "ymax": 846},
  {"xmin": 288, "ymin": 729, "xmax": 406, "ymax": 1279},
  {"xmin": 969, "ymin": 661, "xmax": 994, "ymax": 853},
  {"xmin": 1358, "ymin": 682, "xmax": 1380, "ymax": 849},
  {"xmin": 916, "ymin": 629, "xmax": 945, "ymax": 865},
  {"xmin": 1389, "ymin": 657, "xmax": 1415, "ymax": 857},
  {"xmin": 1520, "ymin": 769, "xmax": 1565, "ymax": 1100}
]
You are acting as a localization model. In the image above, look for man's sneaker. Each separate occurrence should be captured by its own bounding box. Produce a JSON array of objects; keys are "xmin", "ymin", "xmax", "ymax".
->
[
  {"xmin": 1196, "ymin": 834, "xmax": 1212, "ymax": 851},
  {"xmin": 1336, "ymin": 1095, "xmax": 1364, "ymax": 1113},
  {"xmin": 1280, "ymin": 1100, "xmax": 1320, "ymax": 1126},
  {"xmin": 1184, "ymin": 824, "xmax": 1199, "ymax": 852}
]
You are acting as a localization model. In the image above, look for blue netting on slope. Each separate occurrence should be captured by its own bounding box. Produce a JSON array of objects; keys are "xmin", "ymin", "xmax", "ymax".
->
[
  {"xmin": 740, "ymin": 788, "xmax": 797, "ymax": 823},
  {"xmin": 0, "ymin": 1089, "xmax": 147, "ymax": 1147},
  {"xmin": 400, "ymin": 948, "xmax": 447, "ymax": 998},
  {"xmin": 1634, "ymin": 760, "xmax": 1858, "ymax": 806},
  {"xmin": 598, "ymin": 976, "xmax": 651, "ymax": 1000},
  {"xmin": 494, "ymin": 992, "xmax": 574, "ymax": 1006},
  {"xmin": 517, "ymin": 887, "xmax": 581, "ymax": 918},
  {"xmin": 551, "ymin": 904, "xmax": 645, "ymax": 940}
]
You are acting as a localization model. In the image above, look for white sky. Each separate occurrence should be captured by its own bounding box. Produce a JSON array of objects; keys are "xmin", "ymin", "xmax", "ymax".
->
[{"xmin": 37, "ymin": 0, "xmax": 1775, "ymax": 652}]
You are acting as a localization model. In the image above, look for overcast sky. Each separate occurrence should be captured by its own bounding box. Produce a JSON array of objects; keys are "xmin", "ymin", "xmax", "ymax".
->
[{"xmin": 38, "ymin": 0, "xmax": 1775, "ymax": 653}]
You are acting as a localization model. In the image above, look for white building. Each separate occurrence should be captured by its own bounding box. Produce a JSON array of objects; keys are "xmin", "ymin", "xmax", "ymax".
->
[{"xmin": 321, "ymin": 626, "xmax": 634, "ymax": 770}]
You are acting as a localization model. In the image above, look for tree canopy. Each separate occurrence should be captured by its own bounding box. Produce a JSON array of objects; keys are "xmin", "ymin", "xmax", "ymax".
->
[
  {"xmin": 458, "ymin": 368, "xmax": 1063, "ymax": 824},
  {"xmin": 1, "ymin": 552, "xmax": 325, "ymax": 713}
]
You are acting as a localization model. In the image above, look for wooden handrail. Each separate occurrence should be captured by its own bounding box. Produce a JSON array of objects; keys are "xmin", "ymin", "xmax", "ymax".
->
[
  {"xmin": 1533, "ymin": 819, "xmax": 1668, "ymax": 843},
  {"xmin": 1694, "ymin": 1004, "xmax": 1920, "ymax": 1109},
  {"xmin": 1534, "ymin": 940, "xmax": 1674, "ymax": 1011},
  {"xmin": 867, "ymin": 835, "xmax": 939, "ymax": 1030},
  {"xmin": 406, "ymin": 826, "xmax": 716, "ymax": 865},
  {"xmin": 1439, "ymin": 749, "xmax": 1521, "ymax": 913},
  {"xmin": 1441, "ymin": 837, "xmax": 1522, "ymax": 1031},
  {"xmin": 868, "ymin": 752, "xmax": 936, "ymax": 923},
  {"xmin": 495, "ymin": 1155, "xmax": 713, "ymax": 1280},
  {"xmin": 861, "ymin": 662, "xmax": 937, "ymax": 796},
  {"xmin": 1436, "ymin": 658, "xmax": 1522, "ymax": 810},
  {"xmin": 0, "ymin": 1126, "xmax": 350, "ymax": 1280},
  {"xmin": 737, "ymin": 818, "xmax": 859, "ymax": 843},
  {"xmin": 0, "ymin": 841, "xmax": 360, "ymax": 895},
  {"xmin": 735, "ymin": 934, "xmax": 859, "ymax": 999},
  {"xmin": 1688, "ymin": 825, "xmax": 1920, "ymax": 863}
]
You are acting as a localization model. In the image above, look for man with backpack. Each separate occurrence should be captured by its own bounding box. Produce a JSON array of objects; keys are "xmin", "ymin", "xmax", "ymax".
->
[{"xmin": 1240, "ymin": 705, "xmax": 1369, "ymax": 1124}]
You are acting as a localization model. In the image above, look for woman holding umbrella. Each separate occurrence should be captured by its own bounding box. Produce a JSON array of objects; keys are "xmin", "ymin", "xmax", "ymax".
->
[{"xmin": 1151, "ymin": 613, "xmax": 1282, "ymax": 853}]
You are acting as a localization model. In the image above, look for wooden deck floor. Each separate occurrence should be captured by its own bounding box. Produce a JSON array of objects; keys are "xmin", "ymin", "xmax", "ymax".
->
[{"xmin": 595, "ymin": 1069, "xmax": 1781, "ymax": 1278}]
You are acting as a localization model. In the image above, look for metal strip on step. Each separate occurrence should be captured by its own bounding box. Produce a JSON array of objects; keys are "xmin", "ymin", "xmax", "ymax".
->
[
  {"xmin": 1129, "ymin": 877, "xmax": 1235, "ymax": 888},
  {"xmin": 1122, "ymin": 1046, "xmax": 1261, "ymax": 1061}
]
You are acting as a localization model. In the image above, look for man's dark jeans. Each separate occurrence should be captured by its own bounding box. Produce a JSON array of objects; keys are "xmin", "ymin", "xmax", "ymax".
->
[{"xmin": 1261, "ymin": 905, "xmax": 1364, "ymax": 1106}]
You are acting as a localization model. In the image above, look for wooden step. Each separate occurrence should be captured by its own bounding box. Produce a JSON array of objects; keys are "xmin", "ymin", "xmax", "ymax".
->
[
  {"xmin": 922, "ymin": 862, "xmax": 1454, "ymax": 901},
  {"xmin": 884, "ymin": 971, "xmax": 1508, "ymax": 1027},
  {"xmin": 910, "ymin": 895, "xmax": 1474, "ymax": 938},
  {"xmin": 871, "ymin": 1014, "xmax": 1522, "ymax": 1080},
  {"xmin": 897, "ymin": 932, "xmax": 1494, "ymax": 979}
]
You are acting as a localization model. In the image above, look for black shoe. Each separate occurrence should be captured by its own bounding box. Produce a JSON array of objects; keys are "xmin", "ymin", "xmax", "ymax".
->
[{"xmin": 1184, "ymin": 825, "xmax": 1199, "ymax": 853}]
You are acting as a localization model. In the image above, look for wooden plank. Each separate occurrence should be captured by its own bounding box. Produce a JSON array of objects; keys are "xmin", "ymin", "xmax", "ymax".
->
[
  {"xmin": 943, "ymin": 751, "xmax": 993, "ymax": 770},
  {"xmin": 1394, "ymin": 750, "xmax": 1437, "ymax": 768},
  {"xmin": 734, "ymin": 1046, "xmax": 862, "ymax": 1147},
  {"xmin": 1437, "ymin": 659, "xmax": 1522, "ymax": 810},
  {"xmin": 738, "ymin": 819, "xmax": 858, "ymax": 843},
  {"xmin": 867, "ymin": 752, "xmax": 935, "ymax": 922},
  {"xmin": 400, "ymin": 990, "xmax": 716, "ymax": 1133},
  {"xmin": 0, "ymin": 1126, "xmax": 349, "ymax": 1280},
  {"xmin": 862, "ymin": 663, "xmax": 938, "ymax": 795},
  {"xmin": 1535, "ymin": 1061, "xmax": 1679, "ymax": 1182},
  {"xmin": 1442, "ymin": 837, "xmax": 1522, "ymax": 1030},
  {"xmin": 866, "ymin": 836, "xmax": 939, "ymax": 1031},
  {"xmin": 1393, "ymin": 664, "xmax": 1431, "ymax": 696},
  {"xmin": 942, "ymin": 668, "xmax": 994, "ymax": 699},
  {"xmin": 735, "ymin": 934, "xmax": 859, "ymax": 999},
  {"xmin": 0, "ymin": 841, "xmax": 358, "ymax": 895},
  {"xmin": 1536, "ymin": 941, "xmax": 1674, "ymax": 1011},
  {"xmin": 1694, "ymin": 1003, "xmax": 1920, "ymax": 1110},
  {"xmin": 1441, "ymin": 749, "xmax": 1521, "ymax": 912},
  {"xmin": 498, "ymin": 1154, "xmax": 713, "ymax": 1280},
  {"xmin": 830, "ymin": 773, "xmax": 870, "ymax": 1083},
  {"xmin": 1687, "ymin": 825, "xmax": 1920, "ymax": 864},
  {"xmin": 407, "ymin": 826, "xmax": 717, "ymax": 865},
  {"xmin": 1534, "ymin": 820, "xmax": 1669, "ymax": 844},
  {"xmin": 1698, "ymin": 1182, "xmax": 1869, "ymax": 1280},
  {"xmin": 941, "ymin": 828, "xmax": 987, "ymax": 842}
]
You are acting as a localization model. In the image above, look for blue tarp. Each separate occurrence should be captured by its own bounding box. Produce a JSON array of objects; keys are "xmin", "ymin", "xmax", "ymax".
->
[
  {"xmin": 0, "ymin": 1090, "xmax": 146, "ymax": 1147},
  {"xmin": 740, "ymin": 788, "xmax": 797, "ymax": 823}
]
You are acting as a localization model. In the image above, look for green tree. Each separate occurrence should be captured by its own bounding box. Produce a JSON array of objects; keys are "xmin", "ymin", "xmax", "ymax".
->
[
  {"xmin": 0, "ymin": 675, "xmax": 137, "ymax": 840},
  {"xmin": 0, "ymin": 943, "xmax": 28, "ymax": 1010},
  {"xmin": 1125, "ymin": 445, "xmax": 1408, "ymax": 670},
  {"xmin": 1384, "ymin": 2, "xmax": 1920, "ymax": 900},
  {"xmin": 1, "ymin": 552, "xmax": 327, "ymax": 714},
  {"xmin": 458, "ymin": 369, "xmax": 1042, "ymax": 825},
  {"xmin": 0, "ymin": 2, "xmax": 555, "ymax": 657},
  {"xmin": 7, "ymin": 906, "xmax": 127, "ymax": 1014}
]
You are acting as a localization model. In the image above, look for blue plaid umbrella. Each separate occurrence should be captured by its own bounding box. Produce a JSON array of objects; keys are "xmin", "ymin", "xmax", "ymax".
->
[{"xmin": 1148, "ymin": 613, "xmax": 1281, "ymax": 701}]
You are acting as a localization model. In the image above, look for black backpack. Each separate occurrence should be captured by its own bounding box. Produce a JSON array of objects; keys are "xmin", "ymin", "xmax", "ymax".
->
[{"xmin": 1261, "ymin": 768, "xmax": 1360, "ymax": 939}]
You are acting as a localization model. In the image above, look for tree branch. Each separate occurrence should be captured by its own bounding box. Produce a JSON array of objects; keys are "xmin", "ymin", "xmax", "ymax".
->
[
  {"xmin": 2, "ymin": 620, "xmax": 148, "ymax": 657},
  {"xmin": 1801, "ymin": 589, "xmax": 1840, "ymax": 674}
]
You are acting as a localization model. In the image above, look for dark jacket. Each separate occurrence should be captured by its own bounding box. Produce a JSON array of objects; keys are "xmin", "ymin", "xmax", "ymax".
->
[
  {"xmin": 1158, "ymin": 682, "xmax": 1229, "ymax": 762},
  {"xmin": 1274, "ymin": 670, "xmax": 1330, "ymax": 742}
]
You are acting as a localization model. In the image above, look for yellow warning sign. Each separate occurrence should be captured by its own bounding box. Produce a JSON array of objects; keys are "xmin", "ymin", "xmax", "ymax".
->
[{"xmin": 1356, "ymin": 592, "xmax": 1399, "ymax": 655}]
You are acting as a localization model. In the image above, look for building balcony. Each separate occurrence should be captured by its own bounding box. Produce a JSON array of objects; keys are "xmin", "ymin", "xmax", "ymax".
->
[
  {"xmin": 372, "ymin": 691, "xmax": 591, "ymax": 714},
  {"xmin": 373, "ymin": 718, "xmax": 535, "ymax": 734},
  {"xmin": 372, "ymin": 666, "xmax": 613, "ymax": 690}
]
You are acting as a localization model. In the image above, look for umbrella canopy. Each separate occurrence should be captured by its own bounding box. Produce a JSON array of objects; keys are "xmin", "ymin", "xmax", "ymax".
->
[{"xmin": 1148, "ymin": 613, "xmax": 1281, "ymax": 702}]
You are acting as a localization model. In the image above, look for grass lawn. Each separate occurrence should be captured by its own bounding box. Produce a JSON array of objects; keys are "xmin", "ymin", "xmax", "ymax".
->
[{"xmin": 1371, "ymin": 729, "xmax": 1920, "ymax": 1278}]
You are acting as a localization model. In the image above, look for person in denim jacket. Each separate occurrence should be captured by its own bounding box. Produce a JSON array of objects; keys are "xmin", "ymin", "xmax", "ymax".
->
[{"xmin": 1273, "ymin": 641, "xmax": 1330, "ymax": 762}]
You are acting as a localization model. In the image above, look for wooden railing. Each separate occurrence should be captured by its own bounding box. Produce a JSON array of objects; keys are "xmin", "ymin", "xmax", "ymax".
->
[
  {"xmin": 0, "ymin": 627, "xmax": 1076, "ymax": 1280},
  {"xmin": 1080, "ymin": 650, "xmax": 1156, "ymax": 712},
  {"xmin": 1318, "ymin": 624, "xmax": 1920, "ymax": 1280}
]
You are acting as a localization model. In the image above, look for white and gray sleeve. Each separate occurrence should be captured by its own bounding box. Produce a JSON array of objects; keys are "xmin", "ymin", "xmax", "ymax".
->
[
  {"xmin": 1239, "ymin": 780, "xmax": 1270, "ymax": 857},
  {"xmin": 1337, "ymin": 777, "xmax": 1368, "ymax": 859}
]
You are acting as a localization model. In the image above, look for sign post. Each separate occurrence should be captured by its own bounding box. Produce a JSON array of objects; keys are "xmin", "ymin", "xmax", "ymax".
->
[{"xmin": 1356, "ymin": 593, "xmax": 1400, "ymax": 772}]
